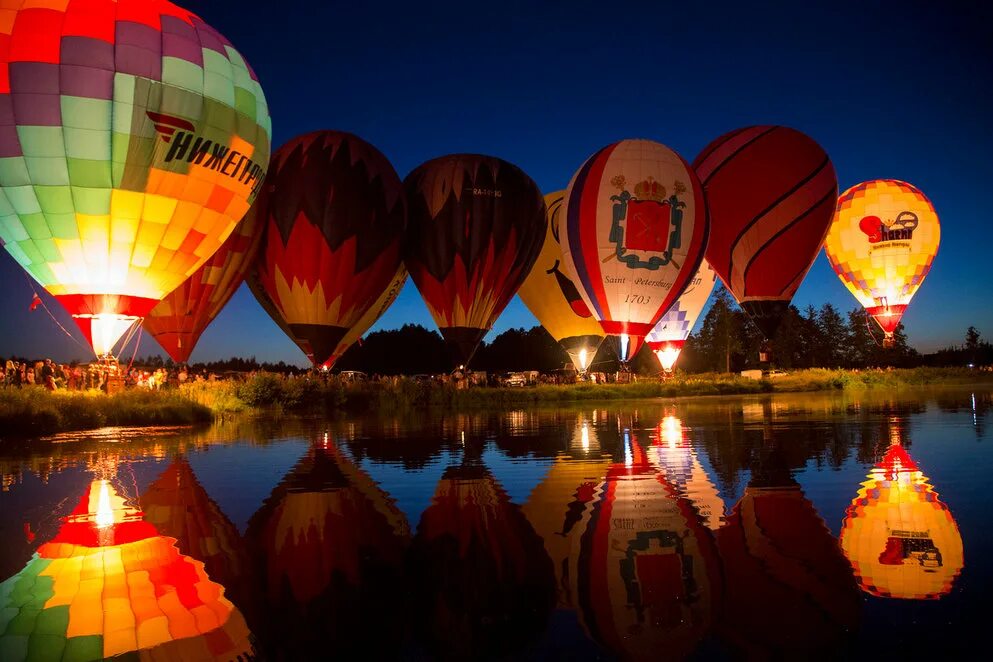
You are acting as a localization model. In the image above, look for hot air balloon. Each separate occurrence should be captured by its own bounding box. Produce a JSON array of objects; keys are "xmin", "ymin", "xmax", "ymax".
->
[
  {"xmin": 840, "ymin": 442, "xmax": 963, "ymax": 600},
  {"xmin": 404, "ymin": 154, "xmax": 546, "ymax": 368},
  {"xmin": 248, "ymin": 131, "xmax": 406, "ymax": 367},
  {"xmin": 142, "ymin": 190, "xmax": 265, "ymax": 363},
  {"xmin": 645, "ymin": 259, "xmax": 716, "ymax": 372},
  {"xmin": 825, "ymin": 179, "xmax": 939, "ymax": 346},
  {"xmin": 561, "ymin": 139, "xmax": 709, "ymax": 365},
  {"xmin": 246, "ymin": 435, "xmax": 410, "ymax": 658},
  {"xmin": 518, "ymin": 191, "xmax": 604, "ymax": 373},
  {"xmin": 326, "ymin": 264, "xmax": 407, "ymax": 368},
  {"xmin": 572, "ymin": 430, "xmax": 721, "ymax": 659},
  {"xmin": 0, "ymin": 0, "xmax": 271, "ymax": 357},
  {"xmin": 0, "ymin": 478, "xmax": 253, "ymax": 660},
  {"xmin": 695, "ymin": 126, "xmax": 837, "ymax": 342},
  {"xmin": 407, "ymin": 458, "xmax": 555, "ymax": 658},
  {"xmin": 716, "ymin": 447, "xmax": 860, "ymax": 657}
]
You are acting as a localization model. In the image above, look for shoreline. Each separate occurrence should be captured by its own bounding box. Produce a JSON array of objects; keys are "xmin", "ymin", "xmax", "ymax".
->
[{"xmin": 2, "ymin": 367, "xmax": 991, "ymax": 439}]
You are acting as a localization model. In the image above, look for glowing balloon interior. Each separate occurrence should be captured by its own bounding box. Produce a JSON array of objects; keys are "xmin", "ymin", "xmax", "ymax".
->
[
  {"xmin": 0, "ymin": 0, "xmax": 271, "ymax": 356},
  {"xmin": 646, "ymin": 259, "xmax": 716, "ymax": 371}
]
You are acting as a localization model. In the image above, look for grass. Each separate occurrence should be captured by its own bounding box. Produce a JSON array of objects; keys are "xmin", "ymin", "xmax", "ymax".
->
[
  {"xmin": 0, "ymin": 387, "xmax": 213, "ymax": 438},
  {"xmin": 3, "ymin": 367, "xmax": 990, "ymax": 438}
]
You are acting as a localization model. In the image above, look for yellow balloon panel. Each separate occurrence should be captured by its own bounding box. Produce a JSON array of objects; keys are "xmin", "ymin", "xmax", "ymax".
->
[
  {"xmin": 518, "ymin": 191, "xmax": 605, "ymax": 342},
  {"xmin": 825, "ymin": 179, "xmax": 939, "ymax": 311}
]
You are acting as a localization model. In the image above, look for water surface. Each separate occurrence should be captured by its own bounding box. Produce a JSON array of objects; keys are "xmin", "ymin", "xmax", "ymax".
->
[{"xmin": 1, "ymin": 387, "xmax": 990, "ymax": 659}]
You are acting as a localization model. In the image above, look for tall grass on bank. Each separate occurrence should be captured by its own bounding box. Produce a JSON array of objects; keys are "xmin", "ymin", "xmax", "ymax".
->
[{"xmin": 0, "ymin": 387, "xmax": 213, "ymax": 438}]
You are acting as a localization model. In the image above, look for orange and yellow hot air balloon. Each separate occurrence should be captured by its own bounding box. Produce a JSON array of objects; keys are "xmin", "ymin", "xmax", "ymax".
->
[
  {"xmin": 840, "ymin": 442, "xmax": 963, "ymax": 600},
  {"xmin": 0, "ymin": 0, "xmax": 271, "ymax": 357},
  {"xmin": 825, "ymin": 180, "xmax": 939, "ymax": 345},
  {"xmin": 0, "ymin": 478, "xmax": 253, "ymax": 660}
]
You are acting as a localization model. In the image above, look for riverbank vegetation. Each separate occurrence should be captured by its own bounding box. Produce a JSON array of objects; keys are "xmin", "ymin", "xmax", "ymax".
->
[
  {"xmin": 3, "ymin": 367, "xmax": 991, "ymax": 438},
  {"xmin": 0, "ymin": 387, "xmax": 212, "ymax": 438}
]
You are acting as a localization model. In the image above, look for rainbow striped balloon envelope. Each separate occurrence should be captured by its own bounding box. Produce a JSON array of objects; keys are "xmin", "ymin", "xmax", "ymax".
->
[{"xmin": 0, "ymin": 0, "xmax": 271, "ymax": 356}]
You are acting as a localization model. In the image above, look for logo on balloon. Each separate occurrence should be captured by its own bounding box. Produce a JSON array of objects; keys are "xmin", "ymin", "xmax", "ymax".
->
[
  {"xmin": 148, "ymin": 111, "xmax": 268, "ymax": 200},
  {"xmin": 859, "ymin": 212, "xmax": 918, "ymax": 244},
  {"xmin": 608, "ymin": 176, "xmax": 685, "ymax": 270}
]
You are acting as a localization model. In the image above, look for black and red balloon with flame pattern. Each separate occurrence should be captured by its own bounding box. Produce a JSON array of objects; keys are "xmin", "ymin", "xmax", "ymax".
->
[
  {"xmin": 248, "ymin": 131, "xmax": 407, "ymax": 367},
  {"xmin": 403, "ymin": 155, "xmax": 546, "ymax": 367}
]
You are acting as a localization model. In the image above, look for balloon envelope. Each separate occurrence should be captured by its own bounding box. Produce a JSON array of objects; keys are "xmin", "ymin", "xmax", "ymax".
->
[
  {"xmin": 560, "ymin": 139, "xmax": 708, "ymax": 356},
  {"xmin": 825, "ymin": 179, "xmax": 939, "ymax": 338},
  {"xmin": 143, "ymin": 194, "xmax": 265, "ymax": 363},
  {"xmin": 646, "ymin": 259, "xmax": 716, "ymax": 370},
  {"xmin": 248, "ymin": 131, "xmax": 406, "ymax": 366},
  {"xmin": 404, "ymin": 154, "xmax": 546, "ymax": 367},
  {"xmin": 0, "ymin": 0, "xmax": 271, "ymax": 356},
  {"xmin": 695, "ymin": 126, "xmax": 836, "ymax": 339},
  {"xmin": 517, "ymin": 191, "xmax": 605, "ymax": 372}
]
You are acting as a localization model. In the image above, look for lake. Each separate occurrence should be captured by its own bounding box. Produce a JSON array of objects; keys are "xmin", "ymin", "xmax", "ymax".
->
[{"xmin": 1, "ymin": 387, "xmax": 990, "ymax": 660}]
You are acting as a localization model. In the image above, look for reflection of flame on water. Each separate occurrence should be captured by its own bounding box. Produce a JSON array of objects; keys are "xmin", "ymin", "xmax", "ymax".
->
[{"xmin": 840, "ymin": 442, "xmax": 964, "ymax": 600}]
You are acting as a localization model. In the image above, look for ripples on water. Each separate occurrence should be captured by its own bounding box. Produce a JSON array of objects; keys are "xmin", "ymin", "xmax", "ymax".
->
[{"xmin": 0, "ymin": 388, "xmax": 990, "ymax": 660}]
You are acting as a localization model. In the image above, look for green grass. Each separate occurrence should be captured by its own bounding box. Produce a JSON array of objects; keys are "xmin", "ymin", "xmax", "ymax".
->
[{"xmin": 0, "ymin": 387, "xmax": 213, "ymax": 438}]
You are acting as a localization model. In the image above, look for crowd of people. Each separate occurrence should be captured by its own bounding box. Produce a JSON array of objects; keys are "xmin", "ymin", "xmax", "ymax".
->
[{"xmin": 0, "ymin": 358, "xmax": 217, "ymax": 393}]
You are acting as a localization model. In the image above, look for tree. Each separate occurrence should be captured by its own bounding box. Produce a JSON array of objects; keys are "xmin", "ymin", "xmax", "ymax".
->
[
  {"xmin": 815, "ymin": 303, "xmax": 848, "ymax": 368},
  {"xmin": 697, "ymin": 286, "xmax": 743, "ymax": 373}
]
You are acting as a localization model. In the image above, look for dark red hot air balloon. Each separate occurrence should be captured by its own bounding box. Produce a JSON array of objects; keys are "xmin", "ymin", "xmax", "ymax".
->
[
  {"xmin": 695, "ymin": 126, "xmax": 837, "ymax": 340},
  {"xmin": 248, "ymin": 131, "xmax": 406, "ymax": 366},
  {"xmin": 404, "ymin": 155, "xmax": 546, "ymax": 367}
]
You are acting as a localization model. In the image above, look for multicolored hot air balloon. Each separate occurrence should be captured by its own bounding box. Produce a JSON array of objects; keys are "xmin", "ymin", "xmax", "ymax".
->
[
  {"xmin": 825, "ymin": 179, "xmax": 939, "ymax": 345},
  {"xmin": 0, "ymin": 478, "xmax": 253, "ymax": 660},
  {"xmin": 404, "ymin": 154, "xmax": 546, "ymax": 368},
  {"xmin": 695, "ymin": 126, "xmax": 836, "ymax": 340},
  {"xmin": 645, "ymin": 260, "xmax": 716, "ymax": 372},
  {"xmin": 840, "ymin": 442, "xmax": 963, "ymax": 600},
  {"xmin": 327, "ymin": 264, "xmax": 407, "ymax": 367},
  {"xmin": 142, "ymin": 190, "xmax": 265, "ymax": 363},
  {"xmin": 248, "ymin": 131, "xmax": 406, "ymax": 367},
  {"xmin": 561, "ymin": 139, "xmax": 709, "ymax": 364},
  {"xmin": 518, "ymin": 191, "xmax": 604, "ymax": 373},
  {"xmin": 0, "ymin": 0, "xmax": 271, "ymax": 356}
]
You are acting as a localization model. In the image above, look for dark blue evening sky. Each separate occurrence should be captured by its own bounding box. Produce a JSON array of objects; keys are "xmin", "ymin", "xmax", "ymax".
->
[{"xmin": 2, "ymin": 1, "xmax": 990, "ymax": 365}]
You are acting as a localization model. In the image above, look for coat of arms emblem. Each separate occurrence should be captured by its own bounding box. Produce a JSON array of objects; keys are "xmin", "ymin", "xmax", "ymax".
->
[{"xmin": 608, "ymin": 175, "xmax": 686, "ymax": 270}]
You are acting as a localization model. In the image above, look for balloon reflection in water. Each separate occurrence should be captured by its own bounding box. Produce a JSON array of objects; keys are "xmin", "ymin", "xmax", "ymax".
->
[
  {"xmin": 141, "ymin": 456, "xmax": 254, "ymax": 616},
  {"xmin": 840, "ymin": 442, "xmax": 963, "ymax": 600},
  {"xmin": 648, "ymin": 415, "xmax": 726, "ymax": 530},
  {"xmin": 246, "ymin": 434, "xmax": 409, "ymax": 657},
  {"xmin": 0, "ymin": 479, "xmax": 252, "ymax": 661},
  {"xmin": 574, "ymin": 430, "xmax": 721, "ymax": 659},
  {"xmin": 521, "ymin": 416, "xmax": 610, "ymax": 610},
  {"xmin": 408, "ymin": 456, "xmax": 555, "ymax": 658},
  {"xmin": 716, "ymin": 447, "xmax": 860, "ymax": 657}
]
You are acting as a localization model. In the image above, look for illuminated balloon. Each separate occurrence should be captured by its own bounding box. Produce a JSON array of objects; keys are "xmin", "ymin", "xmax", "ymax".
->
[
  {"xmin": 143, "ymin": 191, "xmax": 265, "ymax": 363},
  {"xmin": 648, "ymin": 414, "xmax": 725, "ymax": 529},
  {"xmin": 839, "ymin": 443, "xmax": 963, "ymax": 600},
  {"xmin": 695, "ymin": 126, "xmax": 837, "ymax": 339},
  {"xmin": 327, "ymin": 264, "xmax": 407, "ymax": 368},
  {"xmin": 0, "ymin": 0, "xmax": 271, "ymax": 356},
  {"xmin": 0, "ymin": 479, "xmax": 253, "ymax": 660},
  {"xmin": 561, "ymin": 139, "xmax": 708, "ymax": 364},
  {"xmin": 404, "ymin": 154, "xmax": 546, "ymax": 367},
  {"xmin": 518, "ymin": 191, "xmax": 604, "ymax": 372},
  {"xmin": 646, "ymin": 259, "xmax": 716, "ymax": 371},
  {"xmin": 825, "ymin": 179, "xmax": 939, "ymax": 343},
  {"xmin": 248, "ymin": 131, "xmax": 406, "ymax": 367}
]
